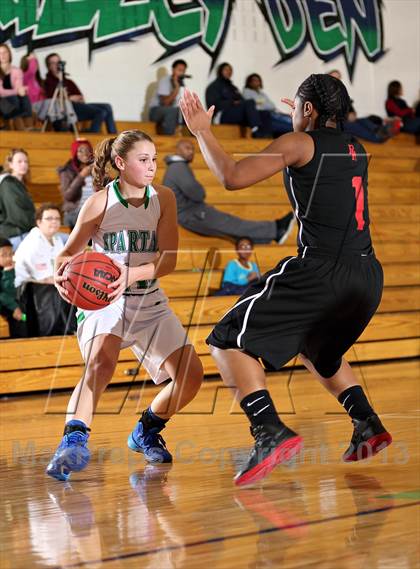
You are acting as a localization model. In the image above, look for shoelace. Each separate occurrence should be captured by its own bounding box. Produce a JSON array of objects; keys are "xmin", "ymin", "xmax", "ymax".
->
[
  {"xmin": 66, "ymin": 431, "xmax": 88, "ymax": 445},
  {"xmin": 142, "ymin": 428, "xmax": 167, "ymax": 449}
]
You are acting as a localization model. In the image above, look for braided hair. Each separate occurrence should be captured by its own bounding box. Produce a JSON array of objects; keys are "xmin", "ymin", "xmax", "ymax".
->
[
  {"xmin": 297, "ymin": 74, "xmax": 351, "ymax": 130},
  {"xmin": 92, "ymin": 130, "xmax": 153, "ymax": 189}
]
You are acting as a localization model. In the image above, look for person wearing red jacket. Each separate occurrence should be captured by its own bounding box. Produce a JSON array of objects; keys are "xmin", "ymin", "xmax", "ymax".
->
[
  {"xmin": 385, "ymin": 81, "xmax": 420, "ymax": 134},
  {"xmin": 45, "ymin": 53, "xmax": 117, "ymax": 133}
]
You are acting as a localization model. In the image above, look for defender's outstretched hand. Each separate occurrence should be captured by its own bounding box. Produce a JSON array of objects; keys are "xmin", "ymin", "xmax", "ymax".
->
[{"xmin": 180, "ymin": 89, "xmax": 215, "ymax": 136}]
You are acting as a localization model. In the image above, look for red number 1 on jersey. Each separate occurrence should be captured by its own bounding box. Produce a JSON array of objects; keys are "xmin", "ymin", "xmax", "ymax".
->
[{"xmin": 352, "ymin": 176, "xmax": 365, "ymax": 231}]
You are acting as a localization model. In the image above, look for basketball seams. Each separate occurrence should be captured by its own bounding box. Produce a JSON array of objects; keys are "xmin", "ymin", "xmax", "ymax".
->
[
  {"xmin": 63, "ymin": 275, "xmax": 104, "ymax": 308},
  {"xmin": 63, "ymin": 252, "xmax": 119, "ymax": 310},
  {"xmin": 67, "ymin": 269, "xmax": 118, "ymax": 288}
]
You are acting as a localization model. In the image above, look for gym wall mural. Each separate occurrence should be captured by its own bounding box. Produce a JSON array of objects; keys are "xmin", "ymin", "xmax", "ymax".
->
[{"xmin": 1, "ymin": 0, "xmax": 385, "ymax": 80}]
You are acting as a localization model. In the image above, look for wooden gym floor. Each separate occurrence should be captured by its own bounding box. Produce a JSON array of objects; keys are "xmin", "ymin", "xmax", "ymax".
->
[{"xmin": 1, "ymin": 360, "xmax": 419, "ymax": 569}]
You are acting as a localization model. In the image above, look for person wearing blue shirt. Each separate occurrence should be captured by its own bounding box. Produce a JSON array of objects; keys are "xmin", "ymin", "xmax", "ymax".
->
[{"xmin": 215, "ymin": 237, "xmax": 260, "ymax": 295}]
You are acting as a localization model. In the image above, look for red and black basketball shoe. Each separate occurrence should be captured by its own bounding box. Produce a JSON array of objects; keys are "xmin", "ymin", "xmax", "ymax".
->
[
  {"xmin": 234, "ymin": 424, "xmax": 303, "ymax": 487},
  {"xmin": 343, "ymin": 415, "xmax": 392, "ymax": 462}
]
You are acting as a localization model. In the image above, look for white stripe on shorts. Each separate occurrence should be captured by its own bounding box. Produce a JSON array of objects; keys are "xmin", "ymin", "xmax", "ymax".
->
[{"xmin": 236, "ymin": 256, "xmax": 297, "ymax": 348}]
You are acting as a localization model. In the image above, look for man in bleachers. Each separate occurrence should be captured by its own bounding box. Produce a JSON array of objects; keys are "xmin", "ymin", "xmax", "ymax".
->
[
  {"xmin": 163, "ymin": 140, "xmax": 294, "ymax": 244},
  {"xmin": 149, "ymin": 59, "xmax": 188, "ymax": 135},
  {"xmin": 45, "ymin": 53, "xmax": 117, "ymax": 133}
]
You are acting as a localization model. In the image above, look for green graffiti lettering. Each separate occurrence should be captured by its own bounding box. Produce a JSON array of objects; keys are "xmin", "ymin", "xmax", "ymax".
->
[
  {"xmin": 0, "ymin": 0, "xmax": 37, "ymax": 32},
  {"xmin": 3, "ymin": 0, "xmax": 230, "ymax": 56},
  {"xmin": 338, "ymin": 0, "xmax": 383, "ymax": 60},
  {"xmin": 259, "ymin": 0, "xmax": 306, "ymax": 54},
  {"xmin": 201, "ymin": 0, "xmax": 230, "ymax": 51},
  {"xmin": 304, "ymin": 0, "xmax": 346, "ymax": 54},
  {"xmin": 259, "ymin": 0, "xmax": 385, "ymax": 79}
]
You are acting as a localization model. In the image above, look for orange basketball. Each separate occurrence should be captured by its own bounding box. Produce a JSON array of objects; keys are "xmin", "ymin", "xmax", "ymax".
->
[{"xmin": 63, "ymin": 251, "xmax": 121, "ymax": 311}]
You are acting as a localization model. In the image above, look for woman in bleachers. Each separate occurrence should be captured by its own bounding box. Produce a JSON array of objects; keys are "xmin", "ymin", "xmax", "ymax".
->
[
  {"xmin": 0, "ymin": 44, "xmax": 33, "ymax": 129},
  {"xmin": 386, "ymin": 80, "xmax": 420, "ymax": 134},
  {"xmin": 205, "ymin": 63, "xmax": 272, "ymax": 138},
  {"xmin": 21, "ymin": 52, "xmax": 45, "ymax": 110},
  {"xmin": 0, "ymin": 148, "xmax": 35, "ymax": 250},
  {"xmin": 243, "ymin": 73, "xmax": 293, "ymax": 136},
  {"xmin": 58, "ymin": 139, "xmax": 95, "ymax": 229},
  {"xmin": 13, "ymin": 203, "xmax": 76, "ymax": 337}
]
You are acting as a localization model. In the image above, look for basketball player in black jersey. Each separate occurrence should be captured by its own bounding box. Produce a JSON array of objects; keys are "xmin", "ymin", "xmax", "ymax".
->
[{"xmin": 180, "ymin": 74, "xmax": 392, "ymax": 486}]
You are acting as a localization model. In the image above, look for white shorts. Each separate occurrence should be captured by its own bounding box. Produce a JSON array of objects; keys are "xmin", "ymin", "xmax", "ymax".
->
[{"xmin": 76, "ymin": 289, "xmax": 192, "ymax": 384}]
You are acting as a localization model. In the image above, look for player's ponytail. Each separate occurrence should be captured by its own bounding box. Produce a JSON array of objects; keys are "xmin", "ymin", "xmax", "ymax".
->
[
  {"xmin": 297, "ymin": 74, "xmax": 351, "ymax": 130},
  {"xmin": 92, "ymin": 137, "xmax": 117, "ymax": 189},
  {"xmin": 92, "ymin": 130, "xmax": 154, "ymax": 190}
]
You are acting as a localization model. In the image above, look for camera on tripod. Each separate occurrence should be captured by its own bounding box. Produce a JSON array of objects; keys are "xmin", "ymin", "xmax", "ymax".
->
[{"xmin": 57, "ymin": 60, "xmax": 66, "ymax": 74}]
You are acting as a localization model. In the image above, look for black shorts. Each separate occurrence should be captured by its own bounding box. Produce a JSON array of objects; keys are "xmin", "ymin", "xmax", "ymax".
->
[{"xmin": 207, "ymin": 248, "xmax": 383, "ymax": 378}]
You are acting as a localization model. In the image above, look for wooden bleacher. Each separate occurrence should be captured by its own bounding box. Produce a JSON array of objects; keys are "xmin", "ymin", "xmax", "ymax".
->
[{"xmin": 0, "ymin": 126, "xmax": 419, "ymax": 394}]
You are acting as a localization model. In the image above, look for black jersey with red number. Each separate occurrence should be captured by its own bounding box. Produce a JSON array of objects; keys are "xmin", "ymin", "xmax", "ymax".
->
[{"xmin": 283, "ymin": 128, "xmax": 372, "ymax": 254}]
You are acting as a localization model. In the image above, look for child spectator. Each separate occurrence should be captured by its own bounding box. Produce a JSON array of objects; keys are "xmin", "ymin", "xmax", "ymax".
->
[
  {"xmin": 0, "ymin": 148, "xmax": 35, "ymax": 250},
  {"xmin": 0, "ymin": 43, "xmax": 33, "ymax": 129},
  {"xmin": 386, "ymin": 80, "xmax": 420, "ymax": 134},
  {"xmin": 206, "ymin": 63, "xmax": 272, "ymax": 138},
  {"xmin": 58, "ymin": 139, "xmax": 94, "ymax": 229},
  {"xmin": 0, "ymin": 237, "xmax": 27, "ymax": 338},
  {"xmin": 243, "ymin": 73, "xmax": 293, "ymax": 136},
  {"xmin": 215, "ymin": 237, "xmax": 260, "ymax": 296}
]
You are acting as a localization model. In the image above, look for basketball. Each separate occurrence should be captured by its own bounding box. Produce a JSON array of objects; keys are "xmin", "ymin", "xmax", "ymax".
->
[{"xmin": 63, "ymin": 251, "xmax": 121, "ymax": 310}]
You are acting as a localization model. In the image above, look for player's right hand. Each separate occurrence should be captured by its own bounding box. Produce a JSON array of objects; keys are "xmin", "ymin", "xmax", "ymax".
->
[{"xmin": 54, "ymin": 260, "xmax": 71, "ymax": 303}]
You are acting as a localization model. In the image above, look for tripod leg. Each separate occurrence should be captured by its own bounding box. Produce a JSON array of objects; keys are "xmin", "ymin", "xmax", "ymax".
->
[{"xmin": 42, "ymin": 87, "xmax": 60, "ymax": 132}]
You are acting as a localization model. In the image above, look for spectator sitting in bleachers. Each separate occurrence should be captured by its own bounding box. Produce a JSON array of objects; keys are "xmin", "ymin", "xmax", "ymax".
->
[
  {"xmin": 14, "ymin": 203, "xmax": 76, "ymax": 336},
  {"xmin": 58, "ymin": 139, "xmax": 94, "ymax": 229},
  {"xmin": 243, "ymin": 73, "xmax": 292, "ymax": 136},
  {"xmin": 0, "ymin": 43, "xmax": 33, "ymax": 130},
  {"xmin": 149, "ymin": 59, "xmax": 188, "ymax": 135},
  {"xmin": 0, "ymin": 237, "xmax": 27, "ymax": 338},
  {"xmin": 14, "ymin": 203, "xmax": 66, "ymax": 287},
  {"xmin": 206, "ymin": 63, "xmax": 272, "ymax": 138},
  {"xmin": 45, "ymin": 53, "xmax": 117, "ymax": 133},
  {"xmin": 386, "ymin": 80, "xmax": 420, "ymax": 135},
  {"xmin": 214, "ymin": 237, "xmax": 260, "ymax": 296},
  {"xmin": 329, "ymin": 70, "xmax": 394, "ymax": 142},
  {"xmin": 21, "ymin": 52, "xmax": 45, "ymax": 109},
  {"xmin": 163, "ymin": 139, "xmax": 294, "ymax": 244},
  {"xmin": 0, "ymin": 148, "xmax": 35, "ymax": 251}
]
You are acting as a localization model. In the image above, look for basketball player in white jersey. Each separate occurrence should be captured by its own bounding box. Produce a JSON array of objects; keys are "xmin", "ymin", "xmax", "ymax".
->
[{"xmin": 46, "ymin": 130, "xmax": 203, "ymax": 481}]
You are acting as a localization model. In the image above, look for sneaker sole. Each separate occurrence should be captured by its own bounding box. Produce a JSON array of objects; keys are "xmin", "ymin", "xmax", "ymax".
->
[
  {"xmin": 127, "ymin": 434, "xmax": 173, "ymax": 463},
  {"xmin": 234, "ymin": 435, "xmax": 303, "ymax": 487},
  {"xmin": 278, "ymin": 217, "xmax": 295, "ymax": 245},
  {"xmin": 46, "ymin": 446, "xmax": 91, "ymax": 481},
  {"xmin": 343, "ymin": 432, "xmax": 393, "ymax": 462}
]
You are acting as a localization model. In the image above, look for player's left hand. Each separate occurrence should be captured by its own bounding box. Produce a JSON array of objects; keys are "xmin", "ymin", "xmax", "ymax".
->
[
  {"xmin": 180, "ymin": 89, "xmax": 215, "ymax": 136},
  {"xmin": 107, "ymin": 260, "xmax": 134, "ymax": 302}
]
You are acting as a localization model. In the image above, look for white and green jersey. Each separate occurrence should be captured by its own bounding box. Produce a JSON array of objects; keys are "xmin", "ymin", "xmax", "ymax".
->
[{"xmin": 93, "ymin": 179, "xmax": 160, "ymax": 295}]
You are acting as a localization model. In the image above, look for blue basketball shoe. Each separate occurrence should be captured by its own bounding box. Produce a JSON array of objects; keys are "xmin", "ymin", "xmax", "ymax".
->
[
  {"xmin": 46, "ymin": 420, "xmax": 91, "ymax": 481},
  {"xmin": 128, "ymin": 418, "xmax": 172, "ymax": 463}
]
